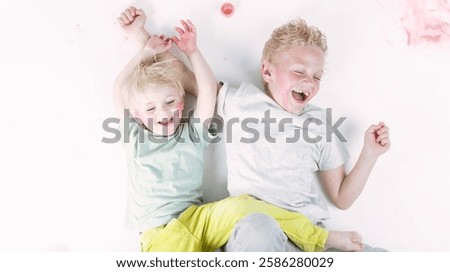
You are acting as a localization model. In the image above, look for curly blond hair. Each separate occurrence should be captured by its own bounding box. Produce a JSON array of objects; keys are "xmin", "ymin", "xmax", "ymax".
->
[{"xmin": 122, "ymin": 52, "xmax": 195, "ymax": 114}]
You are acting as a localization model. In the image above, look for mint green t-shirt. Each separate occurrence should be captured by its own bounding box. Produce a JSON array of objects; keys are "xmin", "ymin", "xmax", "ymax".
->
[{"xmin": 121, "ymin": 113, "xmax": 211, "ymax": 232}]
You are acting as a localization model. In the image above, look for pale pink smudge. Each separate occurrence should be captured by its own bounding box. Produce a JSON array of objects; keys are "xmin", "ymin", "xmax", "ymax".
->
[{"xmin": 380, "ymin": 0, "xmax": 450, "ymax": 46}]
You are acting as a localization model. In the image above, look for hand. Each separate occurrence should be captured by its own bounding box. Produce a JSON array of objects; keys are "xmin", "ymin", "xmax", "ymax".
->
[
  {"xmin": 144, "ymin": 34, "xmax": 172, "ymax": 55},
  {"xmin": 362, "ymin": 122, "xmax": 391, "ymax": 158},
  {"xmin": 117, "ymin": 6, "xmax": 148, "ymax": 43},
  {"xmin": 172, "ymin": 19, "xmax": 197, "ymax": 55}
]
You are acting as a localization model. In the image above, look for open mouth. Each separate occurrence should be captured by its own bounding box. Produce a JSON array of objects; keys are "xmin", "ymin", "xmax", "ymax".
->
[
  {"xmin": 291, "ymin": 89, "xmax": 310, "ymax": 103},
  {"xmin": 158, "ymin": 117, "xmax": 174, "ymax": 126}
]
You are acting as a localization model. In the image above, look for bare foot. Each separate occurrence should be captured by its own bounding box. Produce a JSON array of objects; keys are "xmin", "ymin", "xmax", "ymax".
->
[{"xmin": 324, "ymin": 231, "xmax": 363, "ymax": 251}]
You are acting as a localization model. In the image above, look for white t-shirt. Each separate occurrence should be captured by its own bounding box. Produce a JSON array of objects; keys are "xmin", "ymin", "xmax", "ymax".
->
[{"xmin": 216, "ymin": 82, "xmax": 350, "ymax": 223}]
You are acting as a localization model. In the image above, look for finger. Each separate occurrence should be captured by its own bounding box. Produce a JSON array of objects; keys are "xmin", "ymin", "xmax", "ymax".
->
[
  {"xmin": 379, "ymin": 121, "xmax": 386, "ymax": 127},
  {"xmin": 186, "ymin": 19, "xmax": 196, "ymax": 33},
  {"xmin": 121, "ymin": 13, "xmax": 131, "ymax": 24},
  {"xmin": 159, "ymin": 34, "xmax": 165, "ymax": 40},
  {"xmin": 136, "ymin": 9, "xmax": 145, "ymax": 16},
  {"xmin": 376, "ymin": 126, "xmax": 389, "ymax": 135},
  {"xmin": 129, "ymin": 6, "xmax": 136, "ymax": 16},
  {"xmin": 380, "ymin": 138, "xmax": 390, "ymax": 147},
  {"xmin": 376, "ymin": 133, "xmax": 389, "ymax": 143},
  {"xmin": 172, "ymin": 36, "xmax": 180, "ymax": 46},
  {"xmin": 366, "ymin": 124, "xmax": 382, "ymax": 134},
  {"xmin": 165, "ymin": 39, "xmax": 173, "ymax": 48},
  {"xmin": 180, "ymin": 20, "xmax": 190, "ymax": 32},
  {"xmin": 117, "ymin": 17, "xmax": 125, "ymax": 26},
  {"xmin": 352, "ymin": 233, "xmax": 362, "ymax": 244},
  {"xmin": 356, "ymin": 244, "xmax": 364, "ymax": 252},
  {"xmin": 175, "ymin": 27, "xmax": 184, "ymax": 35},
  {"xmin": 124, "ymin": 9, "xmax": 134, "ymax": 22}
]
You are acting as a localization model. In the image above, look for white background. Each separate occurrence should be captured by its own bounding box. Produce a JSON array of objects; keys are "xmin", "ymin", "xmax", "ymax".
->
[{"xmin": 1, "ymin": 0, "xmax": 449, "ymax": 251}]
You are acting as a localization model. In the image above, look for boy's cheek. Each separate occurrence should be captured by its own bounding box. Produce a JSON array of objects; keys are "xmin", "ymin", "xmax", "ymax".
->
[
  {"xmin": 177, "ymin": 102, "xmax": 184, "ymax": 110},
  {"xmin": 176, "ymin": 102, "xmax": 184, "ymax": 117}
]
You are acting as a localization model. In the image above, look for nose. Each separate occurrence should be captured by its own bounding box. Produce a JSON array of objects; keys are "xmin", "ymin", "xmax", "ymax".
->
[
  {"xmin": 299, "ymin": 78, "xmax": 314, "ymax": 92},
  {"xmin": 158, "ymin": 105, "xmax": 178, "ymax": 121}
]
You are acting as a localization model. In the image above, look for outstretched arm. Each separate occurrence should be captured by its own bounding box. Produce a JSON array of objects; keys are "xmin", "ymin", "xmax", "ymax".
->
[
  {"xmin": 319, "ymin": 122, "xmax": 391, "ymax": 209},
  {"xmin": 172, "ymin": 20, "xmax": 217, "ymax": 127}
]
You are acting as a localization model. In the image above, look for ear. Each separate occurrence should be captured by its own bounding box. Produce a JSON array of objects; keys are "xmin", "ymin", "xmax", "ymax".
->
[{"xmin": 261, "ymin": 60, "xmax": 272, "ymax": 84}]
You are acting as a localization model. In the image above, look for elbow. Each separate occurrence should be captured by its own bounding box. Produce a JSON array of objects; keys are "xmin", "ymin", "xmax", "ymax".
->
[{"xmin": 333, "ymin": 199, "xmax": 353, "ymax": 210}]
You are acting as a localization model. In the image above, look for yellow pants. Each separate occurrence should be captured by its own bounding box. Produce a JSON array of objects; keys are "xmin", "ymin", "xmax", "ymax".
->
[{"xmin": 140, "ymin": 194, "xmax": 328, "ymax": 252}]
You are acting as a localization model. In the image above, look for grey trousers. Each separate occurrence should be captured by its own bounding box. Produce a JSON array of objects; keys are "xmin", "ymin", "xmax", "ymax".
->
[{"xmin": 225, "ymin": 213, "xmax": 387, "ymax": 252}]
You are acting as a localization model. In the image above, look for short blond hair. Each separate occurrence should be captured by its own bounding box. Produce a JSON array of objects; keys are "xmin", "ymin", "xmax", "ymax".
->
[
  {"xmin": 262, "ymin": 19, "xmax": 327, "ymax": 64},
  {"xmin": 122, "ymin": 52, "xmax": 195, "ymax": 114}
]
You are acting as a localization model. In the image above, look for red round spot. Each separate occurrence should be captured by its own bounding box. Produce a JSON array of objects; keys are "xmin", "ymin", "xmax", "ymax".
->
[{"xmin": 221, "ymin": 2, "xmax": 235, "ymax": 17}]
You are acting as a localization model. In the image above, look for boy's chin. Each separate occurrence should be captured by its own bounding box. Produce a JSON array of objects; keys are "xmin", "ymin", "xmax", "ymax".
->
[
  {"xmin": 157, "ymin": 123, "xmax": 180, "ymax": 137},
  {"xmin": 154, "ymin": 128, "xmax": 176, "ymax": 137},
  {"xmin": 282, "ymin": 104, "xmax": 306, "ymax": 115}
]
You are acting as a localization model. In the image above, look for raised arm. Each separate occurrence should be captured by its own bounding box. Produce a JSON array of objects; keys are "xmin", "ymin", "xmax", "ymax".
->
[
  {"xmin": 117, "ymin": 6, "xmax": 149, "ymax": 48},
  {"xmin": 113, "ymin": 7, "xmax": 172, "ymax": 120},
  {"xmin": 319, "ymin": 122, "xmax": 391, "ymax": 210},
  {"xmin": 172, "ymin": 20, "xmax": 217, "ymax": 127}
]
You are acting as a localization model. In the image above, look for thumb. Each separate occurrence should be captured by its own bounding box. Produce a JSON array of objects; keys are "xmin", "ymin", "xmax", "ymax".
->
[
  {"xmin": 172, "ymin": 36, "xmax": 180, "ymax": 46},
  {"xmin": 366, "ymin": 124, "xmax": 382, "ymax": 134},
  {"xmin": 136, "ymin": 9, "xmax": 145, "ymax": 16}
]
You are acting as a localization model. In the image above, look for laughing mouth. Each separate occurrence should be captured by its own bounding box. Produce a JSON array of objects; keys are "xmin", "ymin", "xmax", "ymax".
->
[
  {"xmin": 292, "ymin": 89, "xmax": 310, "ymax": 102},
  {"xmin": 158, "ymin": 117, "xmax": 174, "ymax": 126}
]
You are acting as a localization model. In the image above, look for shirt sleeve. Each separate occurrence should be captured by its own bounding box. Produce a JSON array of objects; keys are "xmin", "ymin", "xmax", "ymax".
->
[
  {"xmin": 189, "ymin": 111, "xmax": 216, "ymax": 149},
  {"xmin": 317, "ymin": 133, "xmax": 350, "ymax": 171},
  {"xmin": 216, "ymin": 81, "xmax": 237, "ymax": 118},
  {"xmin": 119, "ymin": 113, "xmax": 141, "ymax": 148}
]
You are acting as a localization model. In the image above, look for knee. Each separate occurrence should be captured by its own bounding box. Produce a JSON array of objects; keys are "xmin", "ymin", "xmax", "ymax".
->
[
  {"xmin": 226, "ymin": 213, "xmax": 287, "ymax": 252},
  {"xmin": 237, "ymin": 213, "xmax": 283, "ymax": 234}
]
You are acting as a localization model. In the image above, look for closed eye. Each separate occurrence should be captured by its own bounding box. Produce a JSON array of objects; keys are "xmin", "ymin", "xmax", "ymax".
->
[
  {"xmin": 167, "ymin": 100, "xmax": 175, "ymax": 105},
  {"xmin": 314, "ymin": 76, "xmax": 322, "ymax": 81},
  {"xmin": 147, "ymin": 107, "xmax": 155, "ymax": 112}
]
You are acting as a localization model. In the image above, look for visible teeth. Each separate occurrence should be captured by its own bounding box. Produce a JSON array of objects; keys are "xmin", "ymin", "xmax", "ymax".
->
[{"xmin": 294, "ymin": 89, "xmax": 310, "ymax": 96}]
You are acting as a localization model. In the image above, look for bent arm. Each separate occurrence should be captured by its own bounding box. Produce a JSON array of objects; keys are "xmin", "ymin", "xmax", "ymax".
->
[
  {"xmin": 319, "ymin": 151, "xmax": 378, "ymax": 210},
  {"xmin": 173, "ymin": 20, "xmax": 217, "ymax": 126},
  {"xmin": 319, "ymin": 123, "xmax": 391, "ymax": 209},
  {"xmin": 186, "ymin": 49, "xmax": 217, "ymax": 126}
]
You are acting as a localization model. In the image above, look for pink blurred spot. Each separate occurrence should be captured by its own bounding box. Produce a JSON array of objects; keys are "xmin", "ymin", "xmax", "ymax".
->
[
  {"xmin": 176, "ymin": 102, "xmax": 184, "ymax": 112},
  {"xmin": 75, "ymin": 24, "xmax": 81, "ymax": 34},
  {"xmin": 221, "ymin": 2, "xmax": 235, "ymax": 18},
  {"xmin": 380, "ymin": 0, "xmax": 450, "ymax": 46}
]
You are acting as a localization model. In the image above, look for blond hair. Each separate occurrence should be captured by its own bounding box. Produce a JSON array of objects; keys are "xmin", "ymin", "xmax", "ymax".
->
[
  {"xmin": 262, "ymin": 19, "xmax": 327, "ymax": 63},
  {"xmin": 122, "ymin": 52, "xmax": 195, "ymax": 114}
]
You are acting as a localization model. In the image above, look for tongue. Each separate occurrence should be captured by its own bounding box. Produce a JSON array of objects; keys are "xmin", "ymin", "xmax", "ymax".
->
[{"xmin": 292, "ymin": 91, "xmax": 304, "ymax": 102}]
